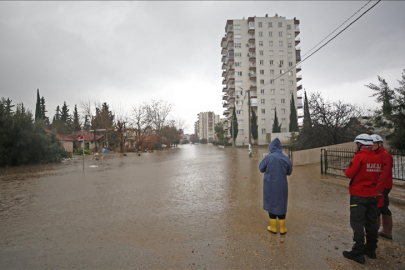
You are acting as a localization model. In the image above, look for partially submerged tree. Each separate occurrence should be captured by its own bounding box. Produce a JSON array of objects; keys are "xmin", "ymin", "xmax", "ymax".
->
[
  {"xmin": 251, "ymin": 107, "xmax": 258, "ymax": 142},
  {"xmin": 230, "ymin": 107, "xmax": 238, "ymax": 144},
  {"xmin": 289, "ymin": 94, "xmax": 299, "ymax": 132},
  {"xmin": 272, "ymin": 107, "xmax": 281, "ymax": 133}
]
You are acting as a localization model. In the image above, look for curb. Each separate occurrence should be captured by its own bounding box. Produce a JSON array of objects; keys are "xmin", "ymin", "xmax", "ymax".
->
[{"xmin": 320, "ymin": 178, "xmax": 405, "ymax": 207}]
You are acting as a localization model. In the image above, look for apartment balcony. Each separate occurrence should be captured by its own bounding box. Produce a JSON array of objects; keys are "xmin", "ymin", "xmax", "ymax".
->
[
  {"xmin": 297, "ymin": 98, "xmax": 303, "ymax": 109},
  {"xmin": 221, "ymin": 55, "xmax": 226, "ymax": 63},
  {"xmin": 297, "ymin": 84, "xmax": 302, "ymax": 91},
  {"xmin": 222, "ymin": 62, "xmax": 227, "ymax": 70},
  {"xmin": 226, "ymin": 39, "xmax": 234, "ymax": 48},
  {"xmin": 225, "ymin": 20, "xmax": 233, "ymax": 33},
  {"xmin": 226, "ymin": 68, "xmax": 235, "ymax": 77},
  {"xmin": 296, "ymin": 48, "xmax": 301, "ymax": 62},
  {"xmin": 249, "ymin": 64, "xmax": 256, "ymax": 71},
  {"xmin": 298, "ymin": 113, "xmax": 304, "ymax": 119},
  {"xmin": 222, "ymin": 94, "xmax": 228, "ymax": 100},
  {"xmin": 221, "ymin": 47, "xmax": 227, "ymax": 55},
  {"xmin": 222, "ymin": 78, "xmax": 226, "ymax": 85},
  {"xmin": 250, "ymin": 98, "xmax": 258, "ymax": 108},
  {"xmin": 222, "ymin": 70, "xmax": 226, "ymax": 78},
  {"xmin": 248, "ymin": 53, "xmax": 256, "ymax": 62},
  {"xmin": 227, "ymin": 29, "xmax": 234, "ymax": 37},
  {"xmin": 296, "ymin": 65, "xmax": 301, "ymax": 73},
  {"xmin": 248, "ymin": 27, "xmax": 255, "ymax": 35},
  {"xmin": 223, "ymin": 102, "xmax": 228, "ymax": 108},
  {"xmin": 249, "ymin": 72, "xmax": 256, "ymax": 80},
  {"xmin": 227, "ymin": 95, "xmax": 235, "ymax": 102},
  {"xmin": 295, "ymin": 29, "xmax": 300, "ymax": 37},
  {"xmin": 223, "ymin": 110, "xmax": 230, "ymax": 116},
  {"xmin": 250, "ymin": 90, "xmax": 257, "ymax": 98},
  {"xmin": 249, "ymin": 45, "xmax": 256, "ymax": 53},
  {"xmin": 250, "ymin": 83, "xmax": 257, "ymax": 90},
  {"xmin": 295, "ymin": 37, "xmax": 300, "ymax": 46},
  {"xmin": 227, "ymin": 86, "xmax": 235, "ymax": 95},
  {"xmin": 296, "ymin": 75, "xmax": 302, "ymax": 82},
  {"xmin": 227, "ymin": 76, "xmax": 235, "ymax": 84},
  {"xmin": 248, "ymin": 36, "xmax": 255, "ymax": 43},
  {"xmin": 221, "ymin": 37, "xmax": 227, "ymax": 48}
]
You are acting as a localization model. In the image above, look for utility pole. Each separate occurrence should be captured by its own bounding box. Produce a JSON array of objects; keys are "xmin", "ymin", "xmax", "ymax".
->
[
  {"xmin": 232, "ymin": 96, "xmax": 236, "ymax": 149},
  {"xmin": 247, "ymin": 89, "xmax": 252, "ymax": 157}
]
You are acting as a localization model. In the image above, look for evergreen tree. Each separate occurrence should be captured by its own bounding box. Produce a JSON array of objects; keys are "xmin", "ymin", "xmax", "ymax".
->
[
  {"xmin": 60, "ymin": 101, "xmax": 71, "ymax": 124},
  {"xmin": 230, "ymin": 107, "xmax": 238, "ymax": 142},
  {"xmin": 84, "ymin": 115, "xmax": 90, "ymax": 130},
  {"xmin": 388, "ymin": 69, "xmax": 405, "ymax": 150},
  {"xmin": 289, "ymin": 94, "xmax": 299, "ymax": 132},
  {"xmin": 5, "ymin": 98, "xmax": 14, "ymax": 115},
  {"xmin": 272, "ymin": 107, "xmax": 281, "ymax": 133},
  {"xmin": 73, "ymin": 104, "xmax": 81, "ymax": 132},
  {"xmin": 303, "ymin": 91, "xmax": 312, "ymax": 128},
  {"xmin": 251, "ymin": 107, "xmax": 258, "ymax": 141},
  {"xmin": 366, "ymin": 76, "xmax": 395, "ymax": 116},
  {"xmin": 40, "ymin": 96, "xmax": 49, "ymax": 124},
  {"xmin": 35, "ymin": 89, "xmax": 41, "ymax": 120},
  {"xmin": 53, "ymin": 106, "xmax": 61, "ymax": 122}
]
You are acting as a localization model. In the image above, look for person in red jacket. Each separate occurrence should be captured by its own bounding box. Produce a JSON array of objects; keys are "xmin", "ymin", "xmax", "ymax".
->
[
  {"xmin": 342, "ymin": 134, "xmax": 382, "ymax": 264},
  {"xmin": 371, "ymin": 134, "xmax": 394, "ymax": 240}
]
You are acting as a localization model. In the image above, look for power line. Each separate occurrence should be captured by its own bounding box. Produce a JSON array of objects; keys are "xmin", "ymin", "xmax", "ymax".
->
[{"xmin": 247, "ymin": 0, "xmax": 381, "ymax": 90}]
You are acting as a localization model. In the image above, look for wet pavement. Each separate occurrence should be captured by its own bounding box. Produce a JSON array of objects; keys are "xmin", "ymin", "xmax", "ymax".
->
[{"xmin": 1, "ymin": 145, "xmax": 405, "ymax": 269}]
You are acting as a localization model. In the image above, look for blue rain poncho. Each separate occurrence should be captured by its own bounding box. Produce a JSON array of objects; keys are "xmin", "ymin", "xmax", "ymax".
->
[{"xmin": 259, "ymin": 138, "xmax": 293, "ymax": 215}]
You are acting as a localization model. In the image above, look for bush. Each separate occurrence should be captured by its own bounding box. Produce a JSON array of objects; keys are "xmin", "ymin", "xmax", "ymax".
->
[{"xmin": 74, "ymin": 148, "xmax": 93, "ymax": 155}]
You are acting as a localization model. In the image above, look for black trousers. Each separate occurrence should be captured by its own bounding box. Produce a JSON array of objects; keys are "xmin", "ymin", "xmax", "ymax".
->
[
  {"xmin": 378, "ymin": 189, "xmax": 392, "ymax": 216},
  {"xmin": 350, "ymin": 195, "xmax": 378, "ymax": 254}
]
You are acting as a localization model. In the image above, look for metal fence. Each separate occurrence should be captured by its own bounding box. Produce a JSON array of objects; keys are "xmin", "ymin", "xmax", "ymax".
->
[
  {"xmin": 321, "ymin": 148, "xmax": 405, "ymax": 181},
  {"xmin": 282, "ymin": 145, "xmax": 293, "ymax": 164}
]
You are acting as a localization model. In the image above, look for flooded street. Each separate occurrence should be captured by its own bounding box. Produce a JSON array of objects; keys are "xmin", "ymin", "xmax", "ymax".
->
[{"xmin": 1, "ymin": 145, "xmax": 405, "ymax": 269}]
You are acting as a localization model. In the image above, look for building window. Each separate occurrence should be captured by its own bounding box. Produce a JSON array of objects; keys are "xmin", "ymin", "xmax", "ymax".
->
[
  {"xmin": 270, "ymin": 80, "xmax": 274, "ymax": 84},
  {"xmin": 280, "ymin": 69, "xmax": 285, "ymax": 74},
  {"xmin": 287, "ymin": 34, "xmax": 292, "ymax": 38},
  {"xmin": 260, "ymin": 70, "xmax": 264, "ymax": 75},
  {"xmin": 281, "ymin": 99, "xmax": 286, "ymax": 104},
  {"xmin": 261, "ymin": 99, "xmax": 265, "ymax": 104},
  {"xmin": 260, "ymin": 89, "xmax": 265, "ymax": 94},
  {"xmin": 271, "ymin": 99, "xmax": 275, "ymax": 104},
  {"xmin": 238, "ymin": 119, "xmax": 243, "ymax": 124},
  {"xmin": 235, "ymin": 81, "xmax": 242, "ymax": 86},
  {"xmin": 280, "ymin": 79, "xmax": 285, "ymax": 85},
  {"xmin": 280, "ymin": 89, "xmax": 285, "ymax": 94},
  {"xmin": 261, "ymin": 109, "xmax": 265, "ymax": 114},
  {"xmin": 288, "ymin": 43, "xmax": 292, "ymax": 48},
  {"xmin": 270, "ymin": 89, "xmax": 275, "ymax": 94},
  {"xmin": 278, "ymin": 22, "xmax": 282, "ymax": 27},
  {"xmin": 260, "ymin": 60, "xmax": 264, "ymax": 65},
  {"xmin": 287, "ymin": 24, "xmax": 291, "ymax": 30},
  {"xmin": 236, "ymin": 71, "xmax": 242, "ymax": 76},
  {"xmin": 269, "ymin": 41, "xmax": 273, "ymax": 46},
  {"xmin": 289, "ymin": 61, "xmax": 293, "ymax": 67},
  {"xmin": 270, "ymin": 69, "xmax": 274, "ymax": 75},
  {"xmin": 236, "ymin": 110, "xmax": 243, "ymax": 115},
  {"xmin": 279, "ymin": 50, "xmax": 284, "ymax": 56},
  {"xmin": 281, "ymin": 108, "xmax": 286, "ymax": 114},
  {"xmin": 278, "ymin": 31, "xmax": 283, "ymax": 37},
  {"xmin": 235, "ymin": 34, "xmax": 241, "ymax": 38},
  {"xmin": 259, "ymin": 41, "xmax": 263, "ymax": 46},
  {"xmin": 261, "ymin": 118, "xmax": 266, "ymax": 124},
  {"xmin": 249, "ymin": 22, "xmax": 254, "ymax": 28},
  {"xmin": 234, "ymin": 43, "xmax": 241, "ymax": 48},
  {"xmin": 279, "ymin": 41, "xmax": 283, "ymax": 46},
  {"xmin": 259, "ymin": 50, "xmax": 263, "ymax": 55},
  {"xmin": 238, "ymin": 129, "xmax": 244, "ymax": 134},
  {"xmin": 235, "ymin": 52, "xmax": 242, "ymax": 57},
  {"xmin": 279, "ymin": 60, "xmax": 284, "ymax": 65},
  {"xmin": 269, "ymin": 50, "xmax": 273, "ymax": 56},
  {"xmin": 288, "ymin": 52, "xmax": 292, "ymax": 58},
  {"xmin": 260, "ymin": 79, "xmax": 265, "ymax": 84},
  {"xmin": 281, "ymin": 118, "xmax": 286, "ymax": 123},
  {"xmin": 268, "ymin": 22, "xmax": 272, "ymax": 27},
  {"xmin": 288, "ymin": 71, "xmax": 293, "ymax": 76},
  {"xmin": 258, "ymin": 22, "xmax": 262, "ymax": 27},
  {"xmin": 261, "ymin": 128, "xmax": 266, "ymax": 134},
  {"xmin": 270, "ymin": 60, "xmax": 274, "ymax": 65},
  {"xmin": 234, "ymin": 25, "xmax": 241, "ymax": 30},
  {"xmin": 236, "ymin": 90, "xmax": 243, "ymax": 95},
  {"xmin": 269, "ymin": 31, "xmax": 273, "ymax": 37},
  {"xmin": 259, "ymin": 31, "xmax": 263, "ymax": 37},
  {"xmin": 289, "ymin": 80, "xmax": 293, "ymax": 85},
  {"xmin": 271, "ymin": 109, "xmax": 275, "ymax": 114},
  {"xmin": 236, "ymin": 100, "xmax": 243, "ymax": 105},
  {"xmin": 235, "ymin": 62, "xmax": 241, "ymax": 66}
]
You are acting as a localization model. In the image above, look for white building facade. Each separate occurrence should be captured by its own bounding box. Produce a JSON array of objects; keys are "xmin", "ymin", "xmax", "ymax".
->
[
  {"xmin": 196, "ymin": 111, "xmax": 220, "ymax": 141},
  {"xmin": 221, "ymin": 15, "xmax": 303, "ymax": 146}
]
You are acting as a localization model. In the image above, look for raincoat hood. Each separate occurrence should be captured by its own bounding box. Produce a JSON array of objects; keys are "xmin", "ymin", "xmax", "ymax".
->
[{"xmin": 269, "ymin": 138, "xmax": 282, "ymax": 153}]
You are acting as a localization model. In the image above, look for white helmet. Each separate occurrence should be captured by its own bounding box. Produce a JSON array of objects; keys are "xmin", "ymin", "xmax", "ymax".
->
[
  {"xmin": 371, "ymin": 134, "xmax": 383, "ymax": 143},
  {"xmin": 354, "ymin": 134, "xmax": 373, "ymax": 146}
]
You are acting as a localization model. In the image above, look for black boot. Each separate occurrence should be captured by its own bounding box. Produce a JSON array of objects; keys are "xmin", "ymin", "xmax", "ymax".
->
[
  {"xmin": 343, "ymin": 250, "xmax": 365, "ymax": 264},
  {"xmin": 364, "ymin": 249, "xmax": 376, "ymax": 259}
]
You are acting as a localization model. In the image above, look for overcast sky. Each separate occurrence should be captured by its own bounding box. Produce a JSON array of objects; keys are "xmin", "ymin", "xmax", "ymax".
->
[{"xmin": 1, "ymin": 1, "xmax": 404, "ymax": 133}]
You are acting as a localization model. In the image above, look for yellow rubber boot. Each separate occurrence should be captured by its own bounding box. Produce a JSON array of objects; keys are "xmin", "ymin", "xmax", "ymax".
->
[
  {"xmin": 267, "ymin": 218, "xmax": 277, "ymax": 234},
  {"xmin": 279, "ymin": 219, "xmax": 287, "ymax": 235}
]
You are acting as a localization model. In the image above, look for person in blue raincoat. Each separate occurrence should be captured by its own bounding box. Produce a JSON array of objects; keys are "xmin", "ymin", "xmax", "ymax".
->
[{"xmin": 259, "ymin": 138, "xmax": 293, "ymax": 235}]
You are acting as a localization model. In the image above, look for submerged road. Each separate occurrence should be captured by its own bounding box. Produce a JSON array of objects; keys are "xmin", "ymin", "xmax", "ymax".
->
[{"xmin": 1, "ymin": 145, "xmax": 404, "ymax": 269}]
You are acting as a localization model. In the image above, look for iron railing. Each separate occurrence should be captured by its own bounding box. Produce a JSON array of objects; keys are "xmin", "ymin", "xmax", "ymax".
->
[{"xmin": 321, "ymin": 148, "xmax": 405, "ymax": 181}]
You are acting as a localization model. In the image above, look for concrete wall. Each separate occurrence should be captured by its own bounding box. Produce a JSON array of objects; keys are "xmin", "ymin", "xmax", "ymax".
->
[
  {"xmin": 292, "ymin": 142, "xmax": 355, "ymax": 165},
  {"xmin": 61, "ymin": 141, "xmax": 73, "ymax": 153}
]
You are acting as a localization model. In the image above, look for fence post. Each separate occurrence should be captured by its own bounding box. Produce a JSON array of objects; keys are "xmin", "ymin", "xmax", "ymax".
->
[{"xmin": 320, "ymin": 149, "xmax": 324, "ymax": 174}]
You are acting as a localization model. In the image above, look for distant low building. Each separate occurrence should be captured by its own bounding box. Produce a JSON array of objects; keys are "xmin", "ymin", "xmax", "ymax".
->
[
  {"xmin": 46, "ymin": 130, "xmax": 75, "ymax": 153},
  {"xmin": 69, "ymin": 130, "xmax": 104, "ymax": 151}
]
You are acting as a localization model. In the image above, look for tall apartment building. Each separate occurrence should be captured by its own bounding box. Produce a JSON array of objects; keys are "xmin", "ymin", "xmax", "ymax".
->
[
  {"xmin": 221, "ymin": 14, "xmax": 303, "ymax": 146},
  {"xmin": 196, "ymin": 111, "xmax": 220, "ymax": 141}
]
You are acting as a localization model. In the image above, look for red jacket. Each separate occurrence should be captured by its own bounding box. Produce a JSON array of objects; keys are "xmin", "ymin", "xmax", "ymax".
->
[
  {"xmin": 345, "ymin": 149, "xmax": 382, "ymax": 197},
  {"xmin": 375, "ymin": 146, "xmax": 393, "ymax": 190}
]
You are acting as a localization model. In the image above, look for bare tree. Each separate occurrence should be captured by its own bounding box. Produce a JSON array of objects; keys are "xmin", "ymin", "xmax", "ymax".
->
[
  {"xmin": 144, "ymin": 100, "xmax": 173, "ymax": 135},
  {"xmin": 131, "ymin": 105, "xmax": 150, "ymax": 151}
]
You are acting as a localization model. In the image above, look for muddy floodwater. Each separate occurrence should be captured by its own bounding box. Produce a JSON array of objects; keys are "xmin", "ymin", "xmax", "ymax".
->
[{"xmin": 1, "ymin": 145, "xmax": 405, "ymax": 269}]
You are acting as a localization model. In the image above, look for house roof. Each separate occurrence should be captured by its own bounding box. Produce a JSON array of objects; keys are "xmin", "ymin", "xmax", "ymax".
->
[
  {"xmin": 45, "ymin": 130, "xmax": 75, "ymax": 141},
  {"xmin": 69, "ymin": 130, "xmax": 104, "ymax": 142}
]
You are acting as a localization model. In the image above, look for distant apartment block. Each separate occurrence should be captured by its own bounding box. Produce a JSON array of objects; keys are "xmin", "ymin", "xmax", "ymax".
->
[
  {"xmin": 195, "ymin": 112, "xmax": 220, "ymax": 141},
  {"xmin": 221, "ymin": 14, "xmax": 303, "ymax": 145}
]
